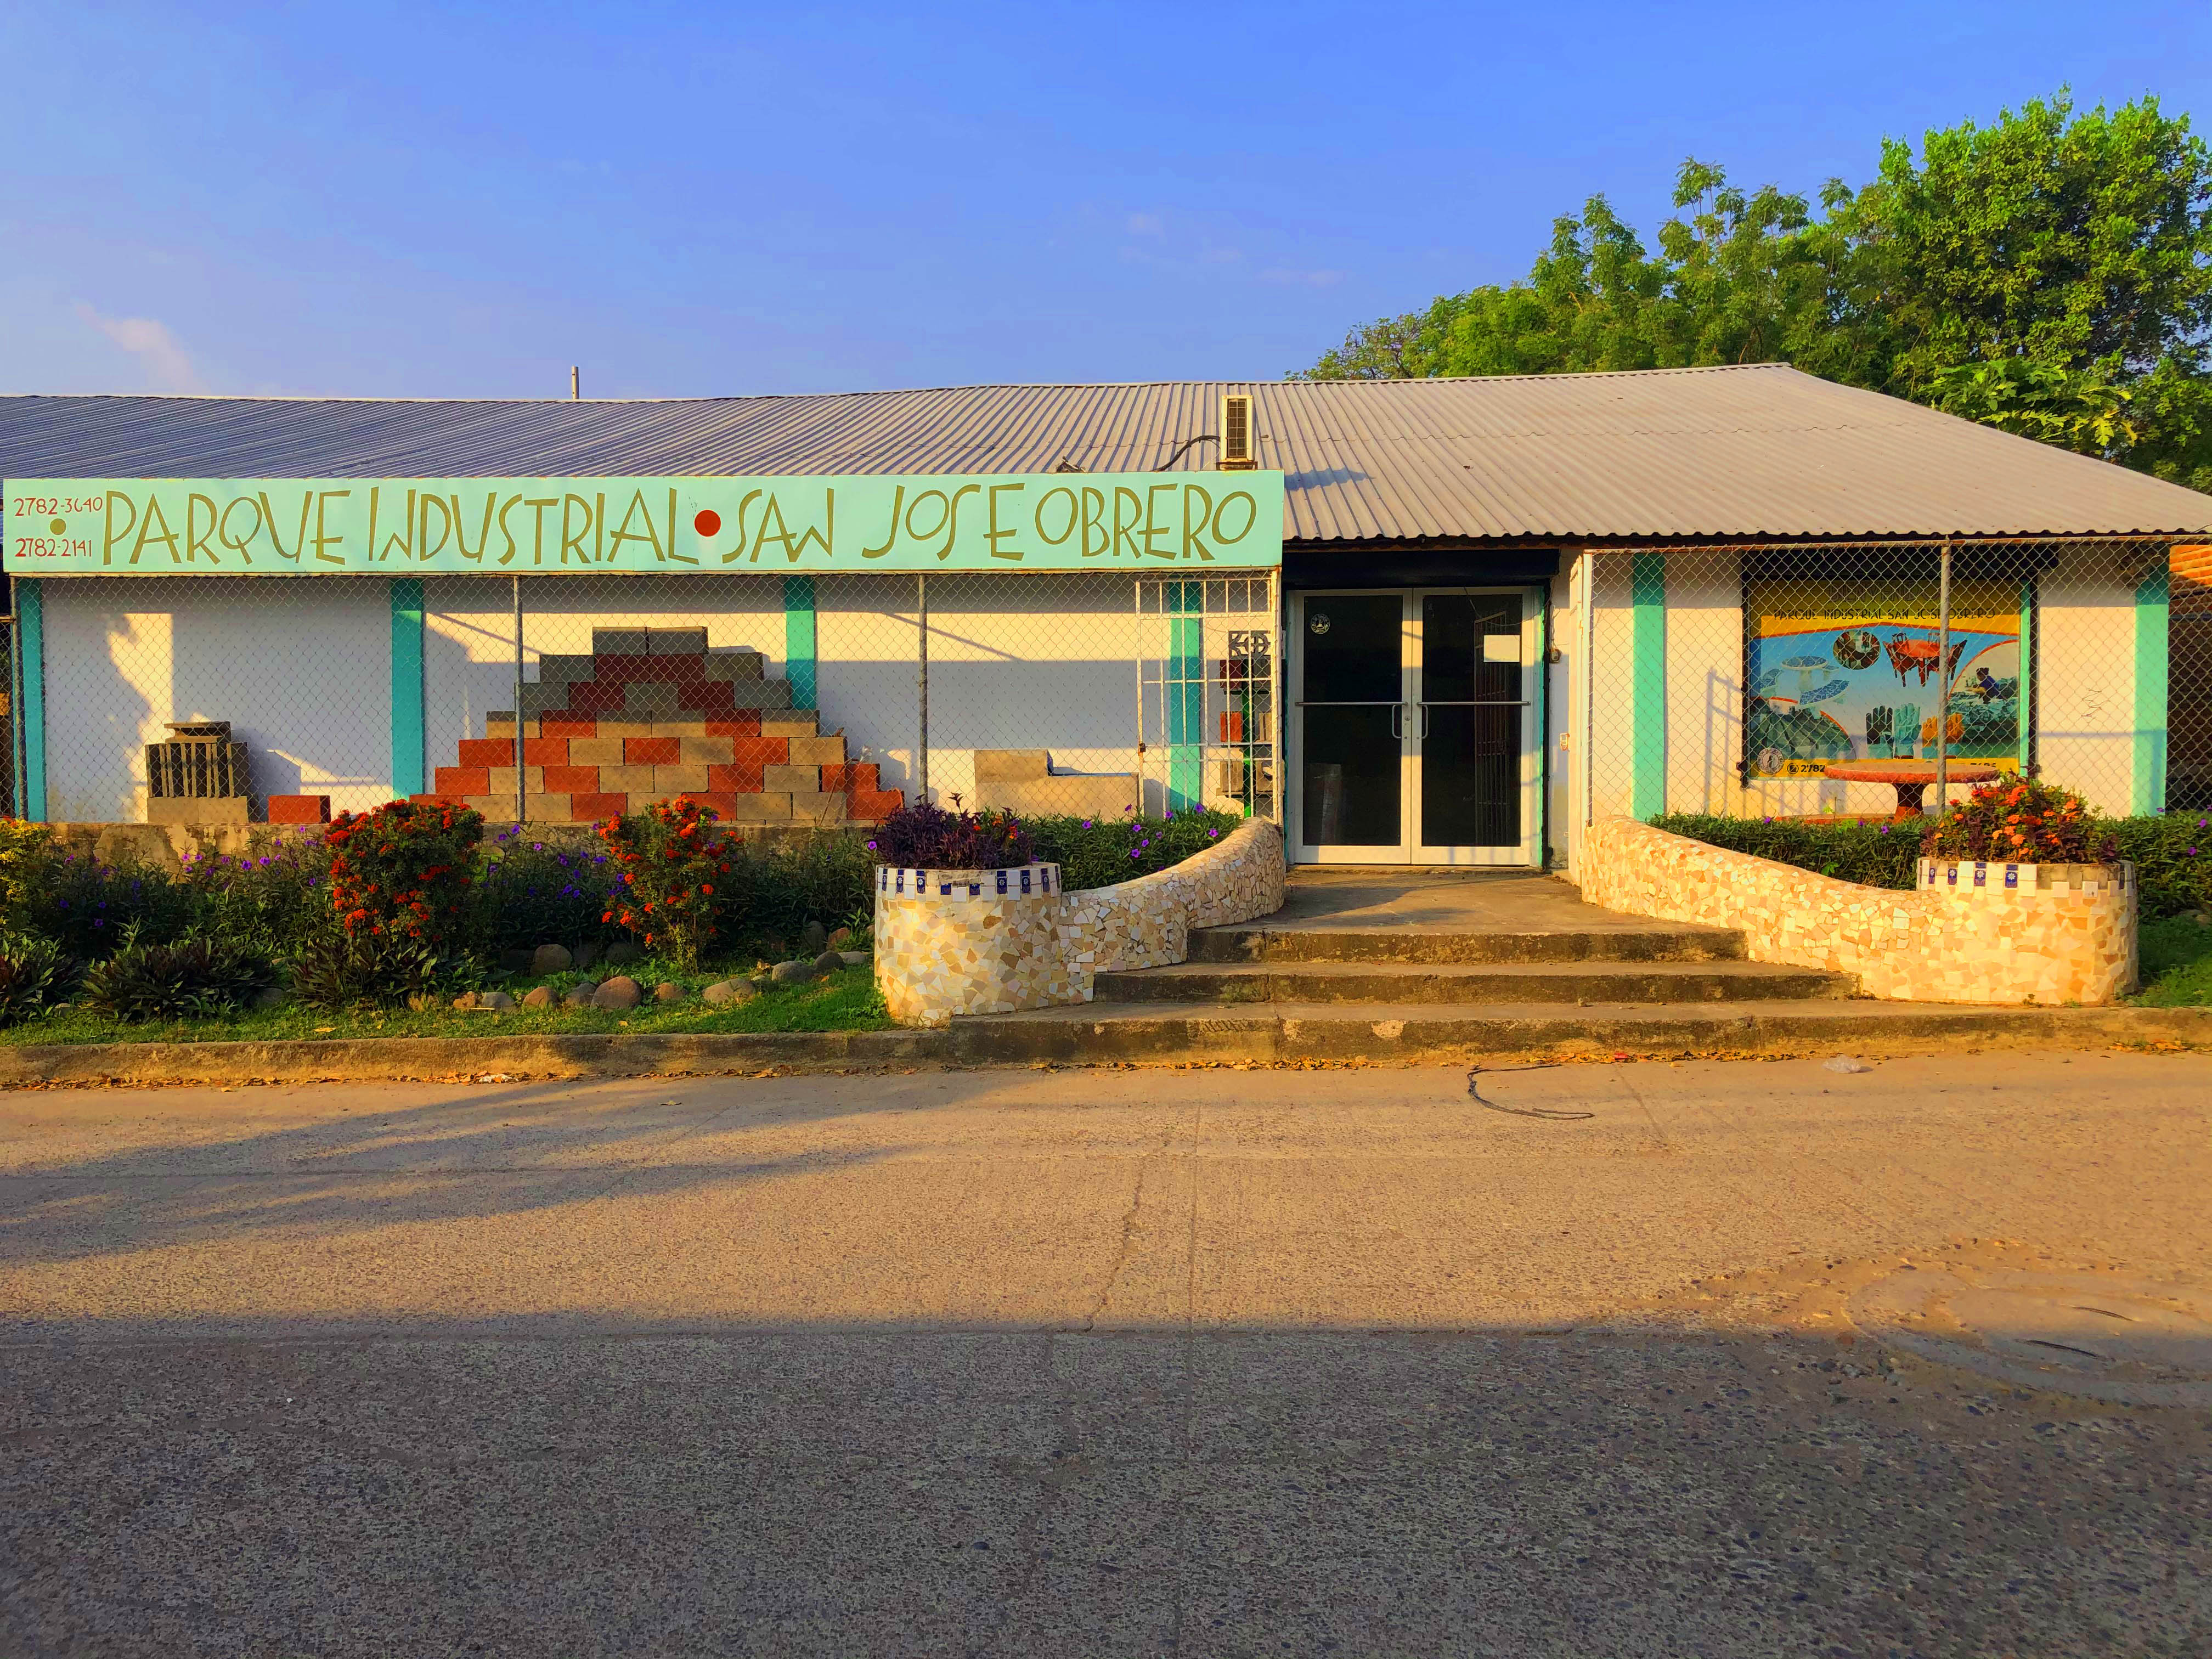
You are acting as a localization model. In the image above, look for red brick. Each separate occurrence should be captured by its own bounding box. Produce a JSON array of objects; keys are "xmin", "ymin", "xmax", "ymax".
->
[
  {"xmin": 677, "ymin": 792, "xmax": 740, "ymax": 817},
  {"xmin": 543, "ymin": 764, "xmax": 600, "ymax": 794},
  {"xmin": 706, "ymin": 763, "xmax": 765, "ymax": 793},
  {"xmin": 457, "ymin": 737, "xmax": 514, "ymax": 768},
  {"xmin": 625, "ymin": 736, "xmax": 680, "ymax": 765},
  {"xmin": 523, "ymin": 736, "xmax": 568, "ymax": 766},
  {"xmin": 435, "ymin": 766, "xmax": 491, "ymax": 794},
  {"xmin": 540, "ymin": 714, "xmax": 597, "ymax": 738},
  {"xmin": 726, "ymin": 735, "xmax": 787, "ymax": 766},
  {"xmin": 850, "ymin": 789, "xmax": 904, "ymax": 820},
  {"xmin": 704, "ymin": 714, "xmax": 762, "ymax": 737},
  {"xmin": 266, "ymin": 794, "xmax": 331, "ymax": 823},
  {"xmin": 592, "ymin": 654, "xmax": 656, "ymax": 681},
  {"xmin": 570, "ymin": 793, "xmax": 628, "ymax": 821},
  {"xmin": 822, "ymin": 763, "xmax": 878, "ymax": 793},
  {"xmin": 569, "ymin": 681, "xmax": 623, "ymax": 712}
]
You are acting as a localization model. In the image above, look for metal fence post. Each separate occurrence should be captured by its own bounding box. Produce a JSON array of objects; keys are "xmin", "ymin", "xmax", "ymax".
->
[
  {"xmin": 916, "ymin": 572, "xmax": 929, "ymax": 804},
  {"xmin": 1935, "ymin": 538, "xmax": 1951, "ymax": 814},
  {"xmin": 511, "ymin": 574, "xmax": 524, "ymax": 825}
]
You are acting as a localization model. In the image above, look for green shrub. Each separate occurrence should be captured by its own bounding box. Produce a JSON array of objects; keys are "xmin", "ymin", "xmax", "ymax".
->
[
  {"xmin": 2105, "ymin": 814, "xmax": 2212, "ymax": 922},
  {"xmin": 79, "ymin": 936, "xmax": 268, "ymax": 1022},
  {"xmin": 25, "ymin": 851, "xmax": 195, "ymax": 958},
  {"xmin": 1922, "ymin": 777, "xmax": 2116, "ymax": 864},
  {"xmin": 290, "ymin": 924, "xmax": 460, "ymax": 1012},
  {"xmin": 325, "ymin": 799, "xmax": 484, "ymax": 950},
  {"xmin": 0, "ymin": 819, "xmax": 55, "ymax": 926},
  {"xmin": 0, "ymin": 933, "xmax": 72, "ymax": 1024},
  {"xmin": 732, "ymin": 833, "xmax": 876, "ymax": 953},
  {"xmin": 1648, "ymin": 814, "xmax": 1920, "ymax": 890},
  {"xmin": 1025, "ymin": 808, "xmax": 1250, "ymax": 891},
  {"xmin": 176, "ymin": 836, "xmax": 334, "ymax": 958},
  {"xmin": 472, "ymin": 826, "xmax": 618, "ymax": 952},
  {"xmin": 599, "ymin": 799, "xmax": 739, "ymax": 972}
]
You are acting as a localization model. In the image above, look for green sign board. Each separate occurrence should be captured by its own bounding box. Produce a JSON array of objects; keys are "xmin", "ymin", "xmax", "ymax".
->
[{"xmin": 3, "ymin": 472, "xmax": 1283, "ymax": 575}]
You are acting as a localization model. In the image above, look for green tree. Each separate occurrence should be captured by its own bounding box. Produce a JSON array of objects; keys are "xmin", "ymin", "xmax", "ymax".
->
[{"xmin": 1300, "ymin": 93, "xmax": 2212, "ymax": 490}]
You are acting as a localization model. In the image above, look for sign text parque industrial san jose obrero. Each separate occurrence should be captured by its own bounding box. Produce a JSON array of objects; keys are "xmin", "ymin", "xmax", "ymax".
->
[{"xmin": 3, "ymin": 472, "xmax": 1285, "ymax": 574}]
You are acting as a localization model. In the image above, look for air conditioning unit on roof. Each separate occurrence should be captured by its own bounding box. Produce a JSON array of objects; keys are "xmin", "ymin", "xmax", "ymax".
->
[{"xmin": 1217, "ymin": 393, "xmax": 1257, "ymax": 471}]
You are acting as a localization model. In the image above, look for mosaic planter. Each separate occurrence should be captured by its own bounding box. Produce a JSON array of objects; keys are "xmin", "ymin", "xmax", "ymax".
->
[{"xmin": 872, "ymin": 862, "xmax": 1071, "ymax": 1026}]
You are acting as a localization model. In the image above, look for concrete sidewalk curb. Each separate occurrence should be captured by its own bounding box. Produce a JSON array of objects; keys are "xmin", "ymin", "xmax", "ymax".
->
[
  {"xmin": 0, "ymin": 1028, "xmax": 951, "ymax": 1085},
  {"xmin": 2, "ymin": 1003, "xmax": 2208, "ymax": 1084}
]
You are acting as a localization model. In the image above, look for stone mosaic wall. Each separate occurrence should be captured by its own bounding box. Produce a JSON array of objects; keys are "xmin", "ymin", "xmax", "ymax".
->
[
  {"xmin": 873, "ymin": 820, "xmax": 1286, "ymax": 1026},
  {"xmin": 1579, "ymin": 817, "xmax": 2137, "ymax": 1005}
]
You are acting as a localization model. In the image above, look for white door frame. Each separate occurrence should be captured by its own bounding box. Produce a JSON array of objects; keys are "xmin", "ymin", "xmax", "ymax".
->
[{"xmin": 1286, "ymin": 588, "xmax": 1538, "ymax": 866}]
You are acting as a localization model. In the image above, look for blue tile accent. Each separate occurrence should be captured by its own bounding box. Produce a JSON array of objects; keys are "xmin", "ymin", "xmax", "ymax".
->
[
  {"xmin": 996, "ymin": 869, "xmax": 1008, "ymax": 894},
  {"xmin": 1946, "ymin": 865, "xmax": 1957, "ymax": 886},
  {"xmin": 968, "ymin": 883, "xmax": 980, "ymax": 896},
  {"xmin": 940, "ymin": 883, "xmax": 951, "ymax": 895},
  {"xmin": 1020, "ymin": 869, "xmax": 1032, "ymax": 895},
  {"xmin": 1973, "ymin": 861, "xmax": 1987, "ymax": 887},
  {"xmin": 2005, "ymin": 864, "xmax": 2018, "ymax": 888}
]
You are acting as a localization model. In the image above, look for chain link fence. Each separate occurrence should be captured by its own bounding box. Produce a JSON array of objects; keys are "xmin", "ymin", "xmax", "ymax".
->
[
  {"xmin": 1566, "ymin": 539, "xmax": 2194, "ymax": 860},
  {"xmin": 8, "ymin": 569, "xmax": 1279, "ymax": 831}
]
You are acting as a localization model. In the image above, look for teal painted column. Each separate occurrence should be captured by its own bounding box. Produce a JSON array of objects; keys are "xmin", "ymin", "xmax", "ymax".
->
[
  {"xmin": 15, "ymin": 578, "xmax": 43, "ymax": 822},
  {"xmin": 1166, "ymin": 580, "xmax": 1204, "ymax": 812},
  {"xmin": 2017, "ymin": 577, "xmax": 2035, "ymax": 775},
  {"xmin": 2135, "ymin": 563, "xmax": 2170, "ymax": 814},
  {"xmin": 783, "ymin": 575, "xmax": 817, "ymax": 711},
  {"xmin": 1629, "ymin": 552, "xmax": 1667, "ymax": 819},
  {"xmin": 389, "ymin": 578, "xmax": 425, "ymax": 799}
]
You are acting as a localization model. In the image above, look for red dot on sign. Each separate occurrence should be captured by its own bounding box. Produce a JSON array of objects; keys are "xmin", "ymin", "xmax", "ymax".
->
[{"xmin": 693, "ymin": 510, "xmax": 721, "ymax": 538}]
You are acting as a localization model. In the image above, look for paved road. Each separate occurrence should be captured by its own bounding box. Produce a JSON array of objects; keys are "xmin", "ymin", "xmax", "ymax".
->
[{"xmin": 3, "ymin": 1053, "xmax": 2209, "ymax": 1657}]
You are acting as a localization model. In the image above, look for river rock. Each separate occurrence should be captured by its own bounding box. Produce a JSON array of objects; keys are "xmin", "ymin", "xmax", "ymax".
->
[
  {"xmin": 652, "ymin": 981, "xmax": 685, "ymax": 1004},
  {"xmin": 592, "ymin": 975, "xmax": 642, "ymax": 1010},
  {"xmin": 827, "ymin": 926, "xmax": 854, "ymax": 950},
  {"xmin": 562, "ymin": 980, "xmax": 600, "ymax": 1008},
  {"xmin": 478, "ymin": 990, "xmax": 517, "ymax": 1012},
  {"xmin": 814, "ymin": 949, "xmax": 845, "ymax": 975},
  {"xmin": 521, "ymin": 985, "xmax": 555, "ymax": 1008},
  {"xmin": 252, "ymin": 986, "xmax": 289, "ymax": 1011},
  {"xmin": 703, "ymin": 979, "xmax": 758, "ymax": 1006},
  {"xmin": 531, "ymin": 943, "xmax": 573, "ymax": 975},
  {"xmin": 838, "ymin": 951, "xmax": 871, "ymax": 968},
  {"xmin": 770, "ymin": 958, "xmax": 816, "ymax": 985}
]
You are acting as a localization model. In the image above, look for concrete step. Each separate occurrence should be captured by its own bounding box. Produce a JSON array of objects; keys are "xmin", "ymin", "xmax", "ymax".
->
[
  {"xmin": 1190, "ymin": 923, "xmax": 1746, "ymax": 966},
  {"xmin": 1093, "ymin": 960, "xmax": 1851, "ymax": 1006},
  {"xmin": 944, "ymin": 998, "xmax": 2167, "ymax": 1065}
]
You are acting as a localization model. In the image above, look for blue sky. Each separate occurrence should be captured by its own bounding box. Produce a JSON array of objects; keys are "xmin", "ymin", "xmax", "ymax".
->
[{"xmin": 3, "ymin": 1, "xmax": 2207, "ymax": 399}]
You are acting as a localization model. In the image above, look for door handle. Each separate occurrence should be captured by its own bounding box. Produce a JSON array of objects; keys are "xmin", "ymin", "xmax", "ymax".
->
[
  {"xmin": 1389, "ymin": 704, "xmax": 1403, "ymax": 741},
  {"xmin": 1417, "ymin": 704, "xmax": 1431, "ymax": 740}
]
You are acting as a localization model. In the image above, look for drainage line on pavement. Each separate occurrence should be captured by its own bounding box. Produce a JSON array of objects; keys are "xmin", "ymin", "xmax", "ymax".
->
[{"xmin": 1466, "ymin": 1064, "xmax": 1595, "ymax": 1120}]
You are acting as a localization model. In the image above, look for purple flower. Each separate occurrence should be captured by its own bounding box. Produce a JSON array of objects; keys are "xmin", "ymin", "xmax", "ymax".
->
[{"xmin": 1207, "ymin": 828, "xmax": 1219, "ymax": 838}]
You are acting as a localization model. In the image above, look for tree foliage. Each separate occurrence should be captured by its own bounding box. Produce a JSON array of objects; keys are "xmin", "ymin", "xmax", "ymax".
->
[{"xmin": 1299, "ymin": 93, "xmax": 2212, "ymax": 490}]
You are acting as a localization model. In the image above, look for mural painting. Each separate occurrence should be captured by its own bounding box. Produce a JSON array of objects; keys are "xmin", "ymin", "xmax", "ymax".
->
[{"xmin": 1745, "ymin": 577, "xmax": 2023, "ymax": 780}]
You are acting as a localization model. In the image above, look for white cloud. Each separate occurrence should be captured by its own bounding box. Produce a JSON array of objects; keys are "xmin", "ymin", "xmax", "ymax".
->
[{"xmin": 72, "ymin": 302, "xmax": 202, "ymax": 393}]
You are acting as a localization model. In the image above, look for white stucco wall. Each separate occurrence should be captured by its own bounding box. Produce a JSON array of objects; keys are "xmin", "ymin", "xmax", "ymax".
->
[{"xmin": 39, "ymin": 575, "xmax": 392, "ymax": 821}]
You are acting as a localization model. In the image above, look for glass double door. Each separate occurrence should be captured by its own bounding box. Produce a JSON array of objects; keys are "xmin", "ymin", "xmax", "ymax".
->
[{"xmin": 1292, "ymin": 589, "xmax": 1534, "ymax": 865}]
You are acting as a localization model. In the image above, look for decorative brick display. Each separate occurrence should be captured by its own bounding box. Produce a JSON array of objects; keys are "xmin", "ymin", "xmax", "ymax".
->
[
  {"xmin": 427, "ymin": 628, "xmax": 902, "ymax": 824},
  {"xmin": 266, "ymin": 793, "xmax": 331, "ymax": 824},
  {"xmin": 873, "ymin": 819, "xmax": 1286, "ymax": 1027},
  {"xmin": 1578, "ymin": 817, "xmax": 2137, "ymax": 1005}
]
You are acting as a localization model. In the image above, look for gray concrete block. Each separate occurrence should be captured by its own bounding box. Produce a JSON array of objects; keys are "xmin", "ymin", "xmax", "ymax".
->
[
  {"xmin": 518, "ymin": 683, "xmax": 567, "ymax": 716},
  {"xmin": 537, "ymin": 654, "xmax": 596, "ymax": 686},
  {"xmin": 647, "ymin": 628, "xmax": 709, "ymax": 656},
  {"xmin": 762, "ymin": 764, "xmax": 820, "ymax": 793},
  {"xmin": 760, "ymin": 713, "xmax": 819, "ymax": 737},
  {"xmin": 702, "ymin": 650, "xmax": 767, "ymax": 681},
  {"xmin": 974, "ymin": 748, "xmax": 1051, "ymax": 782},
  {"xmin": 726, "ymin": 680, "xmax": 794, "ymax": 709},
  {"xmin": 624, "ymin": 680, "xmax": 684, "ymax": 713},
  {"xmin": 592, "ymin": 629, "xmax": 650, "ymax": 656},
  {"xmin": 790, "ymin": 791, "xmax": 850, "ymax": 823},
  {"xmin": 973, "ymin": 773, "xmax": 1139, "ymax": 820}
]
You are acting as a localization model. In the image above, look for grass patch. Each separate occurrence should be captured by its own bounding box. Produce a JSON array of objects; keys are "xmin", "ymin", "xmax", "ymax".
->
[
  {"xmin": 0, "ymin": 966, "xmax": 889, "ymax": 1047},
  {"xmin": 2134, "ymin": 916, "xmax": 2212, "ymax": 1006}
]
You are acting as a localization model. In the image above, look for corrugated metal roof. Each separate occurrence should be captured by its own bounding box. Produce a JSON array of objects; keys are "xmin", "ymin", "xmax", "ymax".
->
[{"xmin": 2, "ymin": 364, "xmax": 2206, "ymax": 541}]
